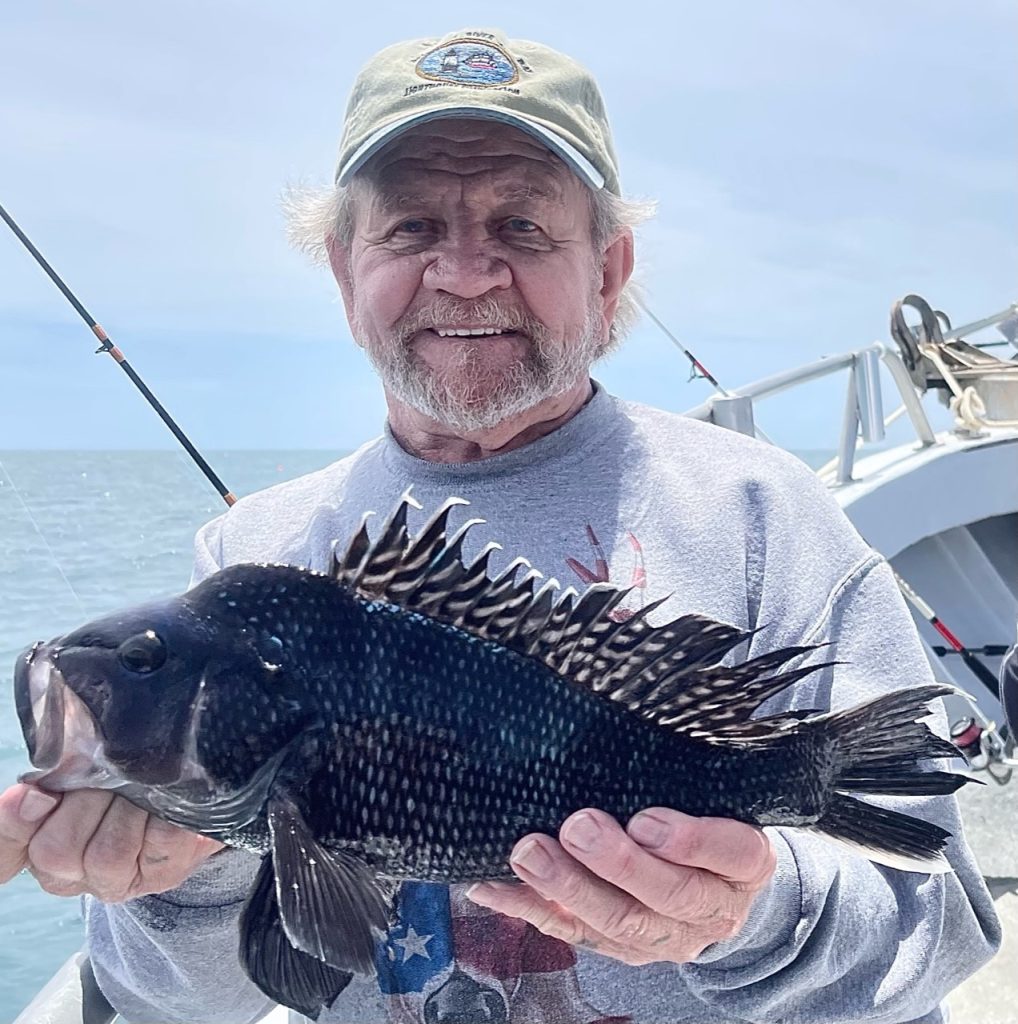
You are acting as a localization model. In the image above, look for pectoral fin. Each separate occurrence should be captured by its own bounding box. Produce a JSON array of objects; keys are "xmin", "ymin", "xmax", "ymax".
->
[
  {"xmin": 238, "ymin": 854, "xmax": 353, "ymax": 1020},
  {"xmin": 268, "ymin": 792, "xmax": 391, "ymax": 975}
]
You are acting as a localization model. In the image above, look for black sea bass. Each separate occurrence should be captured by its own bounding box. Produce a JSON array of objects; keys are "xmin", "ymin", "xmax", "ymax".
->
[{"xmin": 15, "ymin": 494, "xmax": 968, "ymax": 1017}]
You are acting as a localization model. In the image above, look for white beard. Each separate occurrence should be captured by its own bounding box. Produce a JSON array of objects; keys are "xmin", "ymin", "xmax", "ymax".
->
[{"xmin": 353, "ymin": 292, "xmax": 613, "ymax": 432}]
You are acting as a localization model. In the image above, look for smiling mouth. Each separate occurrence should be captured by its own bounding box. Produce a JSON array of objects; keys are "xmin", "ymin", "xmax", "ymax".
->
[{"xmin": 427, "ymin": 327, "xmax": 521, "ymax": 339}]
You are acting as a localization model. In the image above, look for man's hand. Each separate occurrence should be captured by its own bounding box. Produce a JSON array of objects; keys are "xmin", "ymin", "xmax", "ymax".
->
[
  {"xmin": 467, "ymin": 807, "xmax": 775, "ymax": 965},
  {"xmin": 0, "ymin": 783, "xmax": 223, "ymax": 903}
]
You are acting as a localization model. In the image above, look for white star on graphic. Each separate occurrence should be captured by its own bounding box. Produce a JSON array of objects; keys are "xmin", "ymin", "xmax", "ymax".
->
[{"xmin": 392, "ymin": 925, "xmax": 433, "ymax": 963}]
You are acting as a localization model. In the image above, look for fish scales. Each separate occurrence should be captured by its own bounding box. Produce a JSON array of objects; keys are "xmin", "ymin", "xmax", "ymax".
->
[
  {"xmin": 13, "ymin": 493, "xmax": 970, "ymax": 1017},
  {"xmin": 191, "ymin": 567, "xmax": 831, "ymax": 880}
]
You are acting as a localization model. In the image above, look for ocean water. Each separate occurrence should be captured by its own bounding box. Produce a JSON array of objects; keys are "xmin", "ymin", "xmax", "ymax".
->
[
  {"xmin": 0, "ymin": 447, "xmax": 832, "ymax": 1019},
  {"xmin": 0, "ymin": 450, "xmax": 343, "ymax": 1020}
]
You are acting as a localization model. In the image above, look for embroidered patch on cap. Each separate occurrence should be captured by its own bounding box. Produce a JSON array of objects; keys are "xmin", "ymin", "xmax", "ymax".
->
[{"xmin": 415, "ymin": 37, "xmax": 520, "ymax": 87}]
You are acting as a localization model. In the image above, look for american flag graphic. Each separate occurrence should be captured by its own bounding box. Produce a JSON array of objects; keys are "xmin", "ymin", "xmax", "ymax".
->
[{"xmin": 373, "ymin": 882, "xmax": 633, "ymax": 1023}]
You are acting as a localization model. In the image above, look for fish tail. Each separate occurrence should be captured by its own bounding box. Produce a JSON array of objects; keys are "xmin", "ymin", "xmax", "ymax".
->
[
  {"xmin": 812, "ymin": 794, "xmax": 956, "ymax": 873},
  {"xmin": 812, "ymin": 684, "xmax": 968, "ymax": 873}
]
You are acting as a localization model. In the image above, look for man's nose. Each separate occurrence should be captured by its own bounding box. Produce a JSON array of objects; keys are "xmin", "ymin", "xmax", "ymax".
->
[{"xmin": 421, "ymin": 240, "xmax": 512, "ymax": 299}]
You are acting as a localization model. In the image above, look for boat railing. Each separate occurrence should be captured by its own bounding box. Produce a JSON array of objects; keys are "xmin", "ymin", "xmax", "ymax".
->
[
  {"xmin": 11, "ymin": 947, "xmax": 292, "ymax": 1023},
  {"xmin": 12, "ymin": 950, "xmax": 116, "ymax": 1024},
  {"xmin": 681, "ymin": 303, "xmax": 1018, "ymax": 487}
]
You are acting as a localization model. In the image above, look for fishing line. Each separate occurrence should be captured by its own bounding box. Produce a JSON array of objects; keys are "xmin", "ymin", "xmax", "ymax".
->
[
  {"xmin": 0, "ymin": 458, "xmax": 88, "ymax": 620},
  {"xmin": 0, "ymin": 202, "xmax": 236, "ymax": 507}
]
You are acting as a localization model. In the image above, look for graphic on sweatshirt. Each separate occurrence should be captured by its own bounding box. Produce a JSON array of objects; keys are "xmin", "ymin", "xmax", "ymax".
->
[
  {"xmin": 376, "ymin": 879, "xmax": 632, "ymax": 1022},
  {"xmin": 565, "ymin": 526, "xmax": 646, "ymax": 621}
]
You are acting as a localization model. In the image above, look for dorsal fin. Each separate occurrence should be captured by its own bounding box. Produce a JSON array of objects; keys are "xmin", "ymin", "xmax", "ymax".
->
[{"xmin": 330, "ymin": 494, "xmax": 830, "ymax": 736}]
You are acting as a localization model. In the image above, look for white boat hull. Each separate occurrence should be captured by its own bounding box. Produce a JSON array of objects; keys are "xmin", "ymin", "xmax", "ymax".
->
[{"xmin": 837, "ymin": 431, "xmax": 1018, "ymax": 728}]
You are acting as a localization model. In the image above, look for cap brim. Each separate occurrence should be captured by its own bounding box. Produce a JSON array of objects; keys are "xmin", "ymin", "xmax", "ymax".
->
[{"xmin": 336, "ymin": 107, "xmax": 605, "ymax": 190}]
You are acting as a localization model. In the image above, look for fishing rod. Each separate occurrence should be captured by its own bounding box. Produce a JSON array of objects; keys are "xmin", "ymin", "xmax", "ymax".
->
[
  {"xmin": 639, "ymin": 297, "xmax": 1005, "ymax": 699},
  {"xmin": 894, "ymin": 577, "xmax": 1001, "ymax": 699},
  {"xmin": 637, "ymin": 302, "xmax": 730, "ymax": 392},
  {"xmin": 637, "ymin": 298, "xmax": 778, "ymax": 446},
  {"xmin": 0, "ymin": 202, "xmax": 236, "ymax": 507}
]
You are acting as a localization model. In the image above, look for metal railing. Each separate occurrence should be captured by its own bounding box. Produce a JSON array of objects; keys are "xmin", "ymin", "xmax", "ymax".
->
[
  {"xmin": 683, "ymin": 343, "xmax": 937, "ymax": 484},
  {"xmin": 682, "ymin": 303, "xmax": 1018, "ymax": 486}
]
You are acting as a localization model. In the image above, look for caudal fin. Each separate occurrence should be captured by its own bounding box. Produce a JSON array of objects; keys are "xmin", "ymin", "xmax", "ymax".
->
[
  {"xmin": 814, "ymin": 794, "xmax": 957, "ymax": 873},
  {"xmin": 811, "ymin": 684, "xmax": 969, "ymax": 873}
]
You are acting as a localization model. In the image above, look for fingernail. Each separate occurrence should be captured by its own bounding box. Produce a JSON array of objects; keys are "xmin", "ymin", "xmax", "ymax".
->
[
  {"xmin": 563, "ymin": 811, "xmax": 602, "ymax": 852},
  {"xmin": 628, "ymin": 812, "xmax": 668, "ymax": 849},
  {"xmin": 511, "ymin": 839, "xmax": 554, "ymax": 879},
  {"xmin": 20, "ymin": 789, "xmax": 58, "ymax": 823},
  {"xmin": 465, "ymin": 882, "xmax": 498, "ymax": 904}
]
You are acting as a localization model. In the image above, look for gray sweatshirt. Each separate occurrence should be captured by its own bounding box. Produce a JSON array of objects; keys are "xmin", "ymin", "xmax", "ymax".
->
[{"xmin": 85, "ymin": 386, "xmax": 999, "ymax": 1023}]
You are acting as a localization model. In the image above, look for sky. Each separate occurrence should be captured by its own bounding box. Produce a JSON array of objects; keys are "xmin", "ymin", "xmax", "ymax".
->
[{"xmin": 0, "ymin": 0, "xmax": 1015, "ymax": 453}]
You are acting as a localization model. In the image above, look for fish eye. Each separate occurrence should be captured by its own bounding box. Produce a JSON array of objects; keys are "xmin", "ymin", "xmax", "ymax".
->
[{"xmin": 117, "ymin": 631, "xmax": 167, "ymax": 674}]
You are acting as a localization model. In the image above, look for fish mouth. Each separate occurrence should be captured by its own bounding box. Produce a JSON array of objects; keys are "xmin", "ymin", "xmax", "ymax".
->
[{"xmin": 14, "ymin": 643, "xmax": 126, "ymax": 792}]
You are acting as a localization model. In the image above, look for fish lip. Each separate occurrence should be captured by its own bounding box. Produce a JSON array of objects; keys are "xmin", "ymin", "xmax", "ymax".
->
[
  {"xmin": 15, "ymin": 642, "xmax": 52, "ymax": 765},
  {"xmin": 14, "ymin": 645, "xmax": 125, "ymax": 793}
]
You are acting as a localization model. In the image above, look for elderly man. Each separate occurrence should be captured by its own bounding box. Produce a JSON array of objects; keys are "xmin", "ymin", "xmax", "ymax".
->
[{"xmin": 0, "ymin": 28, "xmax": 999, "ymax": 1024}]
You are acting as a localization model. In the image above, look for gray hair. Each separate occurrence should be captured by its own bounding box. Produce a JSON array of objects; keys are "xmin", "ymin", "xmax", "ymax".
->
[{"xmin": 283, "ymin": 181, "xmax": 655, "ymax": 345}]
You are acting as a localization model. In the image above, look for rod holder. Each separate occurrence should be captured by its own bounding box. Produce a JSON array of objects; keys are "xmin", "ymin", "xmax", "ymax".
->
[
  {"xmin": 710, "ymin": 395, "xmax": 756, "ymax": 436},
  {"xmin": 856, "ymin": 348, "xmax": 885, "ymax": 443}
]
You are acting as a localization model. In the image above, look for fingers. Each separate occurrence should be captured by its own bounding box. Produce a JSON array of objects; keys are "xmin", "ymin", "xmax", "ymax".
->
[
  {"xmin": 469, "ymin": 810, "xmax": 779, "ymax": 965},
  {"xmin": 1, "ymin": 784, "xmax": 223, "ymax": 902},
  {"xmin": 468, "ymin": 878, "xmax": 639, "ymax": 961},
  {"xmin": 28, "ymin": 790, "xmax": 116, "ymax": 896},
  {"xmin": 626, "ymin": 808, "xmax": 776, "ymax": 886},
  {"xmin": 81, "ymin": 795, "xmax": 151, "ymax": 901},
  {"xmin": 136, "ymin": 817, "xmax": 224, "ymax": 895},
  {"xmin": 0, "ymin": 784, "xmax": 61, "ymax": 884},
  {"xmin": 506, "ymin": 828, "xmax": 707, "ymax": 961},
  {"xmin": 557, "ymin": 811, "xmax": 763, "ymax": 947}
]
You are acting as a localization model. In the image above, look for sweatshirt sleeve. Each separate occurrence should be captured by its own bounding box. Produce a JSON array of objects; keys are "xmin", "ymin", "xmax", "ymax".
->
[
  {"xmin": 679, "ymin": 557, "xmax": 1001, "ymax": 1021},
  {"xmin": 189, "ymin": 511, "xmax": 227, "ymax": 588},
  {"xmin": 84, "ymin": 850, "xmax": 276, "ymax": 1024}
]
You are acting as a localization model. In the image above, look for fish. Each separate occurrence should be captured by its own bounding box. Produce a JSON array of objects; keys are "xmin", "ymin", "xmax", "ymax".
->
[{"xmin": 13, "ymin": 492, "xmax": 969, "ymax": 1018}]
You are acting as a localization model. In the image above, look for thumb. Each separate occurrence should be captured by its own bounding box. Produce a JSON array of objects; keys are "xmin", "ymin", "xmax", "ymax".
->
[{"xmin": 0, "ymin": 784, "xmax": 61, "ymax": 884}]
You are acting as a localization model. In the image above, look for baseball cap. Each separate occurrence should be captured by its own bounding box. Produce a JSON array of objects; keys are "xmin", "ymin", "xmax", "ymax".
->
[{"xmin": 335, "ymin": 28, "xmax": 621, "ymax": 194}]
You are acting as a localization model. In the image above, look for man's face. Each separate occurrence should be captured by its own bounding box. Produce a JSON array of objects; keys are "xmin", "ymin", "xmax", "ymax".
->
[{"xmin": 330, "ymin": 120, "xmax": 625, "ymax": 432}]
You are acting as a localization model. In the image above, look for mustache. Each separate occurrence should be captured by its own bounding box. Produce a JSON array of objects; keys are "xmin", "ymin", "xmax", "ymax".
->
[{"xmin": 394, "ymin": 297, "xmax": 545, "ymax": 341}]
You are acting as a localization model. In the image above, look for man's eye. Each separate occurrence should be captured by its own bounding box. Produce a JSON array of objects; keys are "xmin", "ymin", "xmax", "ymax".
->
[
  {"xmin": 504, "ymin": 218, "xmax": 538, "ymax": 233},
  {"xmin": 394, "ymin": 219, "xmax": 432, "ymax": 235}
]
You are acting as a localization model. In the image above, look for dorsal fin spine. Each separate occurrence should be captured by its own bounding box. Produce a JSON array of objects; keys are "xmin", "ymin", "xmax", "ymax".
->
[{"xmin": 333, "ymin": 494, "xmax": 832, "ymax": 737}]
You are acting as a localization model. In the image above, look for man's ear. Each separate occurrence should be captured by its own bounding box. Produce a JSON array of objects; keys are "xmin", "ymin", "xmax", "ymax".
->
[
  {"xmin": 326, "ymin": 234, "xmax": 361, "ymax": 347},
  {"xmin": 599, "ymin": 228, "xmax": 635, "ymax": 329}
]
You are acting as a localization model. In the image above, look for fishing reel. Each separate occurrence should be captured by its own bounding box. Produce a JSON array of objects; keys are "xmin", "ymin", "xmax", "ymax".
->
[{"xmin": 951, "ymin": 713, "xmax": 1017, "ymax": 786}]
